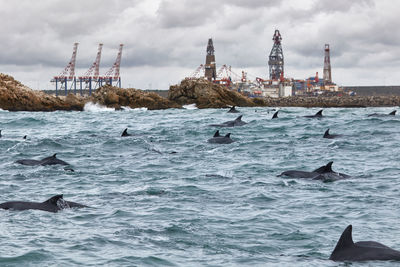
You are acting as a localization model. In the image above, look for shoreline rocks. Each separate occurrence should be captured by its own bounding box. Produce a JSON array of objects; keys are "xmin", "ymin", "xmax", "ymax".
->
[
  {"xmin": 168, "ymin": 78, "xmax": 259, "ymax": 108},
  {"xmin": 0, "ymin": 74, "xmax": 399, "ymax": 111},
  {"xmin": 0, "ymin": 74, "xmax": 85, "ymax": 111},
  {"xmin": 91, "ymin": 85, "xmax": 181, "ymax": 110}
]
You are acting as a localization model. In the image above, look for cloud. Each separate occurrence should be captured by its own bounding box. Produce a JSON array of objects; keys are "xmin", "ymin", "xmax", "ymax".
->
[{"xmin": 1, "ymin": 0, "xmax": 400, "ymax": 90}]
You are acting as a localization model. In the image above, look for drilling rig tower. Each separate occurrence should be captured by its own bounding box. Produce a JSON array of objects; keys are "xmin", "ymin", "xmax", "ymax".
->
[
  {"xmin": 268, "ymin": 30, "xmax": 284, "ymax": 80},
  {"xmin": 323, "ymin": 44, "xmax": 332, "ymax": 85},
  {"xmin": 205, "ymin": 38, "xmax": 216, "ymax": 81}
]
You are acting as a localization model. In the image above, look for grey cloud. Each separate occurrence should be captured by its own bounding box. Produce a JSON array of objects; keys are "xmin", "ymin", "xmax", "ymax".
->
[
  {"xmin": 1, "ymin": 0, "xmax": 400, "ymax": 89},
  {"xmin": 312, "ymin": 0, "xmax": 374, "ymax": 13}
]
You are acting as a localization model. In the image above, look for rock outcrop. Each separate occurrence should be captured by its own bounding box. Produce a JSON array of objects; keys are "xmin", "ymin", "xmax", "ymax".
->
[
  {"xmin": 168, "ymin": 78, "xmax": 261, "ymax": 108},
  {"xmin": 1, "ymin": 73, "xmax": 399, "ymax": 111},
  {"xmin": 0, "ymin": 74, "xmax": 85, "ymax": 111},
  {"xmin": 260, "ymin": 95, "xmax": 400, "ymax": 107},
  {"xmin": 91, "ymin": 85, "xmax": 181, "ymax": 110}
]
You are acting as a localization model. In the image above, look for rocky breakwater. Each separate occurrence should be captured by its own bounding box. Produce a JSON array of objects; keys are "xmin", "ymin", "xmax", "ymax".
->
[
  {"xmin": 168, "ymin": 78, "xmax": 265, "ymax": 108},
  {"xmin": 266, "ymin": 95, "xmax": 400, "ymax": 107},
  {"xmin": 0, "ymin": 74, "xmax": 85, "ymax": 111},
  {"xmin": 91, "ymin": 85, "xmax": 181, "ymax": 110}
]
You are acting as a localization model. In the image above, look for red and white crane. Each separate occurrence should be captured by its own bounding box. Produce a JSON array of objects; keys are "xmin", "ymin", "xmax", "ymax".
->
[
  {"xmin": 51, "ymin": 43, "xmax": 79, "ymax": 94},
  {"xmin": 101, "ymin": 44, "xmax": 123, "ymax": 87}
]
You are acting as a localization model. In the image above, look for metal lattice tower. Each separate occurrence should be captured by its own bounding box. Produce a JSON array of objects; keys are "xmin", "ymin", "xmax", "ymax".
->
[
  {"xmin": 52, "ymin": 43, "xmax": 79, "ymax": 81},
  {"xmin": 103, "ymin": 44, "xmax": 123, "ymax": 80},
  {"xmin": 323, "ymin": 44, "xmax": 332, "ymax": 84},
  {"xmin": 205, "ymin": 38, "xmax": 216, "ymax": 81},
  {"xmin": 81, "ymin": 43, "xmax": 103, "ymax": 80},
  {"xmin": 268, "ymin": 30, "xmax": 284, "ymax": 80},
  {"xmin": 102, "ymin": 44, "xmax": 123, "ymax": 87}
]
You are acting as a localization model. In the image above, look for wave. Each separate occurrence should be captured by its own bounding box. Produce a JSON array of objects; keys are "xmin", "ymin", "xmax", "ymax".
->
[
  {"xmin": 83, "ymin": 102, "xmax": 115, "ymax": 112},
  {"xmin": 183, "ymin": 103, "xmax": 197, "ymax": 109},
  {"xmin": 120, "ymin": 106, "xmax": 148, "ymax": 111}
]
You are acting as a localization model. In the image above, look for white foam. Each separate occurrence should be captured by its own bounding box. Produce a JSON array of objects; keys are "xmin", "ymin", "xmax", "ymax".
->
[
  {"xmin": 183, "ymin": 104, "xmax": 198, "ymax": 109},
  {"xmin": 121, "ymin": 106, "xmax": 148, "ymax": 111},
  {"xmin": 83, "ymin": 102, "xmax": 115, "ymax": 112}
]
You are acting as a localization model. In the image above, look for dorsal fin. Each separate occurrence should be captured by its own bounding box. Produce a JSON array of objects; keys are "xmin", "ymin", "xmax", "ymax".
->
[
  {"xmin": 52, "ymin": 153, "xmax": 57, "ymax": 158},
  {"xmin": 122, "ymin": 128, "xmax": 128, "ymax": 136},
  {"xmin": 315, "ymin": 110, "xmax": 323, "ymax": 117},
  {"xmin": 213, "ymin": 130, "xmax": 220, "ymax": 137},
  {"xmin": 324, "ymin": 129, "xmax": 330, "ymax": 138},
  {"xmin": 225, "ymin": 133, "xmax": 231, "ymax": 138},
  {"xmin": 23, "ymin": 135, "xmax": 27, "ymax": 139},
  {"xmin": 389, "ymin": 110, "xmax": 396, "ymax": 115},
  {"xmin": 235, "ymin": 115, "xmax": 243, "ymax": 121},
  {"xmin": 272, "ymin": 111, "xmax": 279, "ymax": 119},
  {"xmin": 313, "ymin": 161, "xmax": 333, "ymax": 173},
  {"xmin": 43, "ymin": 194, "xmax": 63, "ymax": 205},
  {"xmin": 331, "ymin": 225, "xmax": 354, "ymax": 254}
]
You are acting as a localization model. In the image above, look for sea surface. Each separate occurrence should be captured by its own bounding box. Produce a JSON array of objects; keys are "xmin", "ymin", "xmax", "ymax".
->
[{"xmin": 0, "ymin": 103, "xmax": 399, "ymax": 266}]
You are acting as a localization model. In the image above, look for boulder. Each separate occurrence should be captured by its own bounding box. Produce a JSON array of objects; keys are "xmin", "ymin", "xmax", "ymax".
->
[
  {"xmin": 0, "ymin": 73, "xmax": 85, "ymax": 111},
  {"xmin": 168, "ymin": 78, "xmax": 262, "ymax": 108},
  {"xmin": 91, "ymin": 85, "xmax": 181, "ymax": 110}
]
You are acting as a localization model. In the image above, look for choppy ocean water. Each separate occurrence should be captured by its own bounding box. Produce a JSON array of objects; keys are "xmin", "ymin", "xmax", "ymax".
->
[{"xmin": 0, "ymin": 103, "xmax": 399, "ymax": 266}]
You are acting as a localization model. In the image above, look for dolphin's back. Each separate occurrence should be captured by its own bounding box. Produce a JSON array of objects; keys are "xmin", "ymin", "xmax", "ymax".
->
[
  {"xmin": 16, "ymin": 159, "xmax": 41, "ymax": 166},
  {"xmin": 0, "ymin": 201, "xmax": 58, "ymax": 212},
  {"xmin": 279, "ymin": 170, "xmax": 318, "ymax": 178}
]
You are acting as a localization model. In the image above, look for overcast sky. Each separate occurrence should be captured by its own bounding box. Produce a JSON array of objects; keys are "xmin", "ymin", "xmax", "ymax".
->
[{"xmin": 1, "ymin": 0, "xmax": 399, "ymax": 90}]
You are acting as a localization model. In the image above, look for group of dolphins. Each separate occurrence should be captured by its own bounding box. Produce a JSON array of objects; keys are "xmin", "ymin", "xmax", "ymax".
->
[
  {"xmin": 1, "ymin": 106, "xmax": 399, "ymax": 262},
  {"xmin": 205, "ymin": 105, "xmax": 400, "ymax": 262}
]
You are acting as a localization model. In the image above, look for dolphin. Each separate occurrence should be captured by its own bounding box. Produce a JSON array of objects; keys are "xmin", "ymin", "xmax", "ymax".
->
[
  {"xmin": 23, "ymin": 135, "xmax": 27, "ymax": 139},
  {"xmin": 330, "ymin": 225, "xmax": 400, "ymax": 261},
  {"xmin": 0, "ymin": 130, "xmax": 2, "ymax": 137},
  {"xmin": 209, "ymin": 115, "xmax": 247, "ymax": 127},
  {"xmin": 121, "ymin": 128, "xmax": 132, "ymax": 137},
  {"xmin": 16, "ymin": 153, "xmax": 70, "ymax": 166},
  {"xmin": 0, "ymin": 194, "xmax": 87, "ymax": 213},
  {"xmin": 278, "ymin": 161, "xmax": 350, "ymax": 181},
  {"xmin": 207, "ymin": 130, "xmax": 234, "ymax": 144},
  {"xmin": 323, "ymin": 129, "xmax": 342, "ymax": 139},
  {"xmin": 272, "ymin": 110, "xmax": 279, "ymax": 119},
  {"xmin": 368, "ymin": 110, "xmax": 396, "ymax": 117},
  {"xmin": 227, "ymin": 106, "xmax": 240, "ymax": 113},
  {"xmin": 303, "ymin": 109, "xmax": 323, "ymax": 118}
]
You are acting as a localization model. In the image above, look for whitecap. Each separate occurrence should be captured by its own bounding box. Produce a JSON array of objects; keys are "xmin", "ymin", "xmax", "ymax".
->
[
  {"xmin": 183, "ymin": 103, "xmax": 197, "ymax": 109},
  {"xmin": 83, "ymin": 102, "xmax": 115, "ymax": 112},
  {"xmin": 120, "ymin": 106, "xmax": 148, "ymax": 111}
]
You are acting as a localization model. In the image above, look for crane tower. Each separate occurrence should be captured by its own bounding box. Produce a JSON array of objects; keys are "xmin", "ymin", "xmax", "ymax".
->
[
  {"xmin": 205, "ymin": 38, "xmax": 216, "ymax": 81},
  {"xmin": 101, "ymin": 44, "xmax": 123, "ymax": 87},
  {"xmin": 268, "ymin": 30, "xmax": 284, "ymax": 80},
  {"xmin": 323, "ymin": 44, "xmax": 332, "ymax": 84},
  {"xmin": 78, "ymin": 43, "xmax": 103, "ymax": 94},
  {"xmin": 51, "ymin": 43, "xmax": 79, "ymax": 95}
]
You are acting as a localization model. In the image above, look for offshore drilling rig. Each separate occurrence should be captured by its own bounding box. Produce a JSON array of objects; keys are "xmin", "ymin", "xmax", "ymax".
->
[
  {"xmin": 204, "ymin": 38, "xmax": 217, "ymax": 81},
  {"xmin": 323, "ymin": 44, "xmax": 332, "ymax": 85},
  {"xmin": 51, "ymin": 43, "xmax": 123, "ymax": 96},
  {"xmin": 268, "ymin": 30, "xmax": 284, "ymax": 80}
]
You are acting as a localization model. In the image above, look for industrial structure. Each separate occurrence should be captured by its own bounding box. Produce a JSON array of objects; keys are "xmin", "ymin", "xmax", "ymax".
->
[
  {"xmin": 51, "ymin": 43, "xmax": 79, "ymax": 95},
  {"xmin": 323, "ymin": 44, "xmax": 332, "ymax": 84},
  {"xmin": 254, "ymin": 29, "xmax": 292, "ymax": 97},
  {"xmin": 293, "ymin": 44, "xmax": 341, "ymax": 95},
  {"xmin": 204, "ymin": 38, "xmax": 217, "ymax": 81},
  {"xmin": 186, "ymin": 34, "xmax": 345, "ymax": 98},
  {"xmin": 78, "ymin": 43, "xmax": 103, "ymax": 93},
  {"xmin": 268, "ymin": 30, "xmax": 284, "ymax": 80},
  {"xmin": 51, "ymin": 43, "xmax": 123, "ymax": 96}
]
